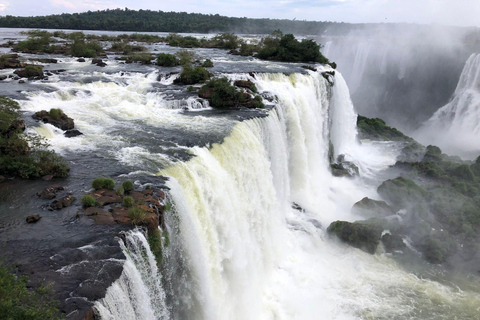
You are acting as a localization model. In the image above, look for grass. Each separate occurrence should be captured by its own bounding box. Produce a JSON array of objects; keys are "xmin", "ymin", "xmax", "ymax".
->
[
  {"xmin": 91, "ymin": 177, "xmax": 115, "ymax": 190},
  {"xmin": 122, "ymin": 196, "xmax": 134, "ymax": 208},
  {"xmin": 122, "ymin": 180, "xmax": 134, "ymax": 193},
  {"xmin": 128, "ymin": 207, "xmax": 148, "ymax": 225}
]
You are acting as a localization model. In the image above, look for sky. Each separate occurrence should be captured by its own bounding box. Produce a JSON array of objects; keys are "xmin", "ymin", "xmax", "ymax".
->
[{"xmin": 0, "ymin": 0, "xmax": 480, "ymax": 28}]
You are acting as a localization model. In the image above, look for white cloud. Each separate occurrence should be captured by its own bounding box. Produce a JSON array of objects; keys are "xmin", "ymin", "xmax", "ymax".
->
[{"xmin": 0, "ymin": 2, "xmax": 9, "ymax": 12}]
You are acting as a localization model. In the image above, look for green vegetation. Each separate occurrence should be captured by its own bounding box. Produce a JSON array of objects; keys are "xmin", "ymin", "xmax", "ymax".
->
[
  {"xmin": 0, "ymin": 8, "xmax": 357, "ymax": 36},
  {"xmin": 81, "ymin": 195, "xmax": 96, "ymax": 207},
  {"xmin": 156, "ymin": 53, "xmax": 179, "ymax": 67},
  {"xmin": 0, "ymin": 96, "xmax": 69, "ymax": 179},
  {"xmin": 49, "ymin": 108, "xmax": 61, "ymax": 120},
  {"xmin": 122, "ymin": 196, "xmax": 134, "ymax": 208},
  {"xmin": 91, "ymin": 177, "xmax": 115, "ymax": 190},
  {"xmin": 198, "ymin": 78, "xmax": 264, "ymax": 108},
  {"xmin": 13, "ymin": 30, "xmax": 55, "ymax": 53},
  {"xmin": 148, "ymin": 229, "xmax": 163, "ymax": 266},
  {"xmin": 0, "ymin": 264, "xmax": 63, "ymax": 320},
  {"xmin": 122, "ymin": 180, "xmax": 134, "ymax": 193},
  {"xmin": 202, "ymin": 59, "xmax": 214, "ymax": 68},
  {"xmin": 128, "ymin": 207, "xmax": 148, "ymax": 225},
  {"xmin": 357, "ymin": 115, "xmax": 408, "ymax": 141},
  {"xmin": 177, "ymin": 66, "xmax": 210, "ymax": 85}
]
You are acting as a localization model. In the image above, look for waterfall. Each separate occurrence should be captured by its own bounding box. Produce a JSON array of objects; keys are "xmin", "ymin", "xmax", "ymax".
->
[
  {"xmin": 415, "ymin": 53, "xmax": 480, "ymax": 157},
  {"xmin": 94, "ymin": 230, "xmax": 169, "ymax": 320}
]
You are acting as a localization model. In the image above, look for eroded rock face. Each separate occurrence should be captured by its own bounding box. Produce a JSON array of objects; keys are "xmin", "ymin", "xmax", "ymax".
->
[
  {"xmin": 32, "ymin": 109, "xmax": 75, "ymax": 131},
  {"xmin": 327, "ymin": 219, "xmax": 386, "ymax": 254}
]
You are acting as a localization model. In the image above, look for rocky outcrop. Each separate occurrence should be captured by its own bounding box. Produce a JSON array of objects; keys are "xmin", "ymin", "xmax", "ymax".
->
[
  {"xmin": 330, "ymin": 154, "xmax": 359, "ymax": 178},
  {"xmin": 64, "ymin": 129, "xmax": 83, "ymax": 138},
  {"xmin": 32, "ymin": 109, "xmax": 75, "ymax": 131},
  {"xmin": 352, "ymin": 197, "xmax": 395, "ymax": 219},
  {"xmin": 0, "ymin": 54, "xmax": 25, "ymax": 69},
  {"xmin": 14, "ymin": 65, "xmax": 45, "ymax": 79},
  {"xmin": 327, "ymin": 219, "xmax": 386, "ymax": 254},
  {"xmin": 234, "ymin": 80, "xmax": 257, "ymax": 92},
  {"xmin": 37, "ymin": 185, "xmax": 65, "ymax": 200},
  {"xmin": 50, "ymin": 195, "xmax": 76, "ymax": 210},
  {"xmin": 92, "ymin": 59, "xmax": 107, "ymax": 67}
]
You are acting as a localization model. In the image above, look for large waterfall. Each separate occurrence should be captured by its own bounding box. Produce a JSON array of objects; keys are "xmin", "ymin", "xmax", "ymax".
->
[
  {"xmin": 88, "ymin": 70, "xmax": 480, "ymax": 319},
  {"xmin": 416, "ymin": 53, "xmax": 480, "ymax": 157}
]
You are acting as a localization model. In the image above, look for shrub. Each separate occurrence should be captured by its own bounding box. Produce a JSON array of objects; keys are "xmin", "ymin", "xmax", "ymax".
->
[
  {"xmin": 145, "ymin": 184, "xmax": 151, "ymax": 190},
  {"xmin": 128, "ymin": 207, "xmax": 148, "ymax": 225},
  {"xmin": 81, "ymin": 195, "xmax": 96, "ymax": 207},
  {"xmin": 92, "ymin": 178, "xmax": 106, "ymax": 190},
  {"xmin": 49, "ymin": 108, "xmax": 61, "ymax": 120},
  {"xmin": 148, "ymin": 228, "xmax": 162, "ymax": 266},
  {"xmin": 122, "ymin": 196, "xmax": 134, "ymax": 208},
  {"xmin": 116, "ymin": 186, "xmax": 124, "ymax": 196},
  {"xmin": 202, "ymin": 59, "xmax": 214, "ymax": 68},
  {"xmin": 177, "ymin": 66, "xmax": 210, "ymax": 85},
  {"xmin": 199, "ymin": 78, "xmax": 237, "ymax": 108},
  {"xmin": 156, "ymin": 53, "xmax": 178, "ymax": 67},
  {"xmin": 129, "ymin": 52, "xmax": 153, "ymax": 64},
  {"xmin": 122, "ymin": 180, "xmax": 134, "ymax": 192},
  {"xmin": 103, "ymin": 178, "xmax": 115, "ymax": 190}
]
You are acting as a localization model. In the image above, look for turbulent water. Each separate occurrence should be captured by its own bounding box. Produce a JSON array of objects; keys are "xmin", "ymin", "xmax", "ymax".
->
[
  {"xmin": 416, "ymin": 53, "xmax": 480, "ymax": 158},
  {"xmin": 2, "ymin": 28, "xmax": 480, "ymax": 320}
]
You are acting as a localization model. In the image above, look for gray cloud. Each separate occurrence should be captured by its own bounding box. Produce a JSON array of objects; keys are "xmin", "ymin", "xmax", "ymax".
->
[{"xmin": 1, "ymin": 0, "xmax": 479, "ymax": 27}]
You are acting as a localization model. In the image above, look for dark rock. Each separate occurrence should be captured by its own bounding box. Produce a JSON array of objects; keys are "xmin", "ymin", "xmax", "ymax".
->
[
  {"xmin": 0, "ymin": 54, "xmax": 25, "ymax": 69},
  {"xmin": 64, "ymin": 129, "xmax": 83, "ymax": 138},
  {"xmin": 377, "ymin": 177, "xmax": 429, "ymax": 210},
  {"xmin": 18, "ymin": 80, "xmax": 25, "ymax": 84},
  {"xmin": 249, "ymin": 72, "xmax": 256, "ymax": 78},
  {"xmin": 31, "ymin": 58, "xmax": 58, "ymax": 64},
  {"xmin": 234, "ymin": 80, "xmax": 257, "ymax": 92},
  {"xmin": 37, "ymin": 185, "xmax": 65, "ymax": 199},
  {"xmin": 381, "ymin": 233, "xmax": 406, "ymax": 253},
  {"xmin": 50, "ymin": 195, "xmax": 76, "ymax": 210},
  {"xmin": 292, "ymin": 202, "xmax": 306, "ymax": 212},
  {"xmin": 321, "ymin": 71, "xmax": 335, "ymax": 85},
  {"xmin": 32, "ymin": 109, "xmax": 74, "ymax": 131},
  {"xmin": 331, "ymin": 154, "xmax": 359, "ymax": 178},
  {"xmin": 327, "ymin": 219, "xmax": 386, "ymax": 254},
  {"xmin": 26, "ymin": 215, "xmax": 41, "ymax": 223},
  {"xmin": 77, "ymin": 58, "xmax": 86, "ymax": 62},
  {"xmin": 42, "ymin": 174, "xmax": 54, "ymax": 181},
  {"xmin": 92, "ymin": 59, "xmax": 107, "ymax": 67},
  {"xmin": 302, "ymin": 65, "xmax": 317, "ymax": 72},
  {"xmin": 0, "ymin": 75, "xmax": 7, "ymax": 81},
  {"xmin": 14, "ymin": 65, "xmax": 44, "ymax": 79},
  {"xmin": 82, "ymin": 307, "xmax": 98, "ymax": 320},
  {"xmin": 352, "ymin": 197, "xmax": 395, "ymax": 218}
]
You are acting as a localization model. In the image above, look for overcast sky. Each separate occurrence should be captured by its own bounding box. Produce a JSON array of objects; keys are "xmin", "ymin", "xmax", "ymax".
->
[{"xmin": 1, "ymin": 0, "xmax": 479, "ymax": 27}]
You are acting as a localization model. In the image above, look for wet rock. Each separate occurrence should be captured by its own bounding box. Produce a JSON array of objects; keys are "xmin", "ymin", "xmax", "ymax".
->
[
  {"xmin": 352, "ymin": 197, "xmax": 395, "ymax": 219},
  {"xmin": 42, "ymin": 174, "xmax": 54, "ymax": 181},
  {"xmin": 0, "ymin": 54, "xmax": 25, "ymax": 69},
  {"xmin": 327, "ymin": 219, "xmax": 386, "ymax": 254},
  {"xmin": 92, "ymin": 59, "xmax": 107, "ymax": 67},
  {"xmin": 18, "ymin": 80, "xmax": 25, "ymax": 84},
  {"xmin": 31, "ymin": 58, "xmax": 58, "ymax": 64},
  {"xmin": 301, "ymin": 65, "xmax": 317, "ymax": 72},
  {"xmin": 37, "ymin": 185, "xmax": 65, "ymax": 199},
  {"xmin": 381, "ymin": 233, "xmax": 406, "ymax": 253},
  {"xmin": 0, "ymin": 75, "xmax": 7, "ymax": 81},
  {"xmin": 234, "ymin": 80, "xmax": 257, "ymax": 92},
  {"xmin": 92, "ymin": 189, "xmax": 122, "ymax": 206},
  {"xmin": 82, "ymin": 307, "xmax": 98, "ymax": 320},
  {"xmin": 32, "ymin": 109, "xmax": 74, "ymax": 131},
  {"xmin": 50, "ymin": 195, "xmax": 76, "ymax": 210},
  {"xmin": 377, "ymin": 177, "xmax": 429, "ymax": 210},
  {"xmin": 111, "ymin": 207, "xmax": 130, "ymax": 224},
  {"xmin": 87, "ymin": 209, "xmax": 115, "ymax": 225},
  {"xmin": 64, "ymin": 129, "xmax": 83, "ymax": 138},
  {"xmin": 331, "ymin": 154, "xmax": 359, "ymax": 178},
  {"xmin": 77, "ymin": 58, "xmax": 86, "ymax": 62},
  {"xmin": 14, "ymin": 65, "xmax": 45, "ymax": 79},
  {"xmin": 321, "ymin": 71, "xmax": 335, "ymax": 85},
  {"xmin": 26, "ymin": 215, "xmax": 41, "ymax": 223}
]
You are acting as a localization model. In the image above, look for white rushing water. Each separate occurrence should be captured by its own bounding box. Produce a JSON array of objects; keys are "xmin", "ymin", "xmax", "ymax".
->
[
  {"xmin": 95, "ymin": 229, "xmax": 169, "ymax": 320},
  {"xmin": 415, "ymin": 53, "xmax": 480, "ymax": 157}
]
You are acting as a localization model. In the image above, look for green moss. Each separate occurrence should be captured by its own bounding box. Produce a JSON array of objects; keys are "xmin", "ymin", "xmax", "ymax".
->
[
  {"xmin": 202, "ymin": 59, "xmax": 213, "ymax": 68},
  {"xmin": 147, "ymin": 229, "xmax": 162, "ymax": 267},
  {"xmin": 128, "ymin": 207, "xmax": 148, "ymax": 225},
  {"xmin": 48, "ymin": 108, "xmax": 61, "ymax": 120},
  {"xmin": 122, "ymin": 196, "xmax": 134, "ymax": 208},
  {"xmin": 81, "ymin": 195, "xmax": 95, "ymax": 207},
  {"xmin": 377, "ymin": 177, "xmax": 429, "ymax": 209},
  {"xmin": 327, "ymin": 219, "xmax": 385, "ymax": 254},
  {"xmin": 357, "ymin": 115, "xmax": 408, "ymax": 141}
]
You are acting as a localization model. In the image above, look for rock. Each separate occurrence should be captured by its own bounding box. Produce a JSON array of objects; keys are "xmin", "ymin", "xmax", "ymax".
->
[
  {"xmin": 42, "ymin": 175, "xmax": 54, "ymax": 181},
  {"xmin": 377, "ymin": 177, "xmax": 429, "ymax": 210},
  {"xmin": 352, "ymin": 197, "xmax": 395, "ymax": 218},
  {"xmin": 14, "ymin": 65, "xmax": 44, "ymax": 79},
  {"xmin": 18, "ymin": 80, "xmax": 25, "ymax": 84},
  {"xmin": 331, "ymin": 154, "xmax": 359, "ymax": 178},
  {"xmin": 50, "ymin": 195, "xmax": 76, "ymax": 210},
  {"xmin": 85, "ymin": 207, "xmax": 109, "ymax": 216},
  {"xmin": 37, "ymin": 185, "xmax": 65, "ymax": 199},
  {"xmin": 0, "ymin": 75, "xmax": 7, "ymax": 81},
  {"xmin": 381, "ymin": 233, "xmax": 406, "ymax": 253},
  {"xmin": 32, "ymin": 109, "xmax": 75, "ymax": 131},
  {"xmin": 64, "ymin": 129, "xmax": 83, "ymax": 138},
  {"xmin": 0, "ymin": 54, "xmax": 25, "ymax": 69},
  {"xmin": 92, "ymin": 189, "xmax": 122, "ymax": 206},
  {"xmin": 327, "ymin": 219, "xmax": 386, "ymax": 254},
  {"xmin": 301, "ymin": 65, "xmax": 317, "ymax": 72},
  {"xmin": 31, "ymin": 58, "xmax": 58, "ymax": 64},
  {"xmin": 26, "ymin": 215, "xmax": 41, "ymax": 223},
  {"xmin": 234, "ymin": 80, "xmax": 257, "ymax": 92},
  {"xmin": 92, "ymin": 59, "xmax": 107, "ymax": 67},
  {"xmin": 0, "ymin": 175, "xmax": 5, "ymax": 181},
  {"xmin": 82, "ymin": 307, "xmax": 98, "ymax": 320},
  {"xmin": 321, "ymin": 71, "xmax": 335, "ymax": 85},
  {"xmin": 111, "ymin": 207, "xmax": 130, "ymax": 224},
  {"xmin": 77, "ymin": 58, "xmax": 86, "ymax": 62}
]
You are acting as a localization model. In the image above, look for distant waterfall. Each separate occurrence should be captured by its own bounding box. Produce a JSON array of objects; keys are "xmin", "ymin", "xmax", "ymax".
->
[
  {"xmin": 415, "ymin": 53, "xmax": 480, "ymax": 157},
  {"xmin": 95, "ymin": 230, "xmax": 169, "ymax": 320}
]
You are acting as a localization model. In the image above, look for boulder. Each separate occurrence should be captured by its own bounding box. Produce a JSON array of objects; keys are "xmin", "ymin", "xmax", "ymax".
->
[
  {"xmin": 92, "ymin": 59, "xmax": 107, "ymax": 67},
  {"xmin": 42, "ymin": 175, "xmax": 54, "ymax": 181},
  {"xmin": 234, "ymin": 80, "xmax": 257, "ymax": 92},
  {"xmin": 37, "ymin": 185, "xmax": 65, "ymax": 199},
  {"xmin": 91, "ymin": 189, "xmax": 122, "ymax": 206},
  {"xmin": 50, "ymin": 195, "xmax": 76, "ymax": 210},
  {"xmin": 352, "ymin": 197, "xmax": 395, "ymax": 218},
  {"xmin": 82, "ymin": 308, "xmax": 98, "ymax": 320},
  {"xmin": 32, "ymin": 109, "xmax": 74, "ymax": 131},
  {"xmin": 377, "ymin": 177, "xmax": 429, "ymax": 210},
  {"xmin": 14, "ymin": 65, "xmax": 45, "ymax": 79},
  {"xmin": 327, "ymin": 219, "xmax": 386, "ymax": 254},
  {"xmin": 301, "ymin": 65, "xmax": 317, "ymax": 72},
  {"xmin": 77, "ymin": 58, "xmax": 86, "ymax": 62},
  {"xmin": 64, "ymin": 129, "xmax": 83, "ymax": 138},
  {"xmin": 381, "ymin": 233, "xmax": 406, "ymax": 253},
  {"xmin": 26, "ymin": 215, "xmax": 41, "ymax": 223},
  {"xmin": 331, "ymin": 154, "xmax": 359, "ymax": 178},
  {"xmin": 0, "ymin": 75, "xmax": 7, "ymax": 81},
  {"xmin": 0, "ymin": 54, "xmax": 25, "ymax": 69}
]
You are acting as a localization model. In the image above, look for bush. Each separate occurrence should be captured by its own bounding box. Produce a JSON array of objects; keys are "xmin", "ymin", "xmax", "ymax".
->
[
  {"xmin": 175, "ymin": 49, "xmax": 195, "ymax": 66},
  {"xmin": 0, "ymin": 264, "xmax": 62, "ymax": 320},
  {"xmin": 122, "ymin": 196, "xmax": 134, "ymax": 208},
  {"xmin": 199, "ymin": 78, "xmax": 236, "ymax": 108},
  {"xmin": 156, "ymin": 53, "xmax": 178, "ymax": 67},
  {"xmin": 202, "ymin": 59, "xmax": 213, "ymax": 68},
  {"xmin": 128, "ymin": 207, "xmax": 148, "ymax": 225},
  {"xmin": 177, "ymin": 66, "xmax": 210, "ymax": 85},
  {"xmin": 116, "ymin": 186, "xmax": 124, "ymax": 196},
  {"xmin": 148, "ymin": 228, "xmax": 162, "ymax": 266},
  {"xmin": 129, "ymin": 52, "xmax": 153, "ymax": 64},
  {"xmin": 49, "ymin": 108, "xmax": 61, "ymax": 120},
  {"xmin": 122, "ymin": 180, "xmax": 134, "ymax": 192},
  {"xmin": 92, "ymin": 177, "xmax": 115, "ymax": 190},
  {"xmin": 81, "ymin": 195, "xmax": 96, "ymax": 207}
]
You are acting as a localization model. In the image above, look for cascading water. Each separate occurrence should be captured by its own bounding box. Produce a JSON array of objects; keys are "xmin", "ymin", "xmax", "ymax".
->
[
  {"xmin": 415, "ymin": 53, "xmax": 480, "ymax": 157},
  {"xmin": 95, "ymin": 229, "xmax": 169, "ymax": 320}
]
